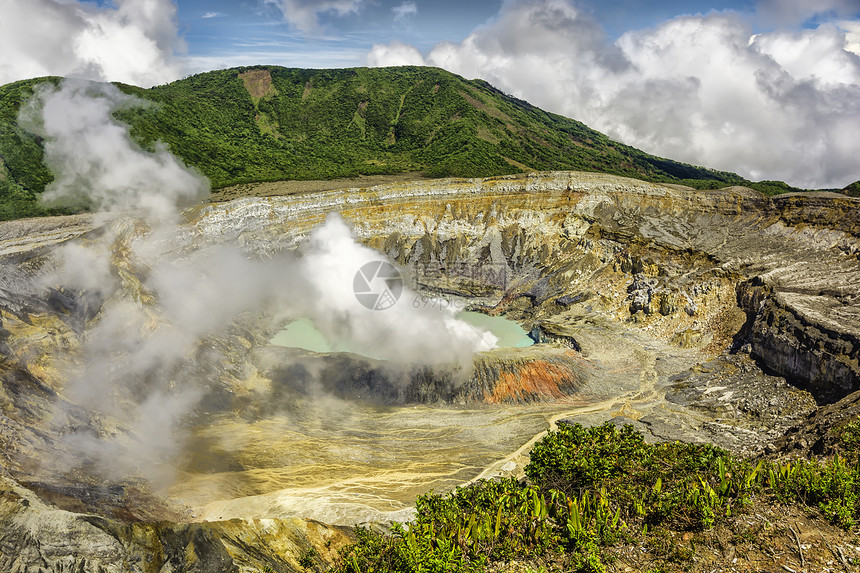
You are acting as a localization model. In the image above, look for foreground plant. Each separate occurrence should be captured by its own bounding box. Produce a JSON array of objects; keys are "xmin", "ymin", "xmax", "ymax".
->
[{"xmin": 334, "ymin": 421, "xmax": 860, "ymax": 573}]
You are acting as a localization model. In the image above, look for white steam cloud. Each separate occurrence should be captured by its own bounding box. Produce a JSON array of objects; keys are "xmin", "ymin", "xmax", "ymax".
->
[
  {"xmin": 28, "ymin": 80, "xmax": 494, "ymax": 486},
  {"xmin": 19, "ymin": 80, "xmax": 210, "ymax": 221},
  {"xmin": 368, "ymin": 0, "xmax": 860, "ymax": 189},
  {"xmin": 0, "ymin": 0, "xmax": 185, "ymax": 87},
  {"xmin": 293, "ymin": 214, "xmax": 497, "ymax": 365}
]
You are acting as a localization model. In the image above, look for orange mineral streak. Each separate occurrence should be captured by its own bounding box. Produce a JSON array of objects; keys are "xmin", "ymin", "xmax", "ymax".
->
[{"xmin": 487, "ymin": 361, "xmax": 575, "ymax": 404}]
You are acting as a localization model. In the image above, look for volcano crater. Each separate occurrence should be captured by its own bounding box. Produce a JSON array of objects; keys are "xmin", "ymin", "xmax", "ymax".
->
[{"xmin": 1, "ymin": 171, "xmax": 859, "ymax": 569}]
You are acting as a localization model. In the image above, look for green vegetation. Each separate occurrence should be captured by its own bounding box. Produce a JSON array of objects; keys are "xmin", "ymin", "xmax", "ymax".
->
[
  {"xmin": 840, "ymin": 420, "xmax": 860, "ymax": 460},
  {"xmin": 843, "ymin": 181, "xmax": 860, "ymax": 197},
  {"xmin": 0, "ymin": 66, "xmax": 805, "ymax": 221},
  {"xmin": 0, "ymin": 77, "xmax": 66, "ymax": 220},
  {"xmin": 298, "ymin": 547, "xmax": 320, "ymax": 569},
  {"xmin": 335, "ymin": 421, "xmax": 860, "ymax": 572}
]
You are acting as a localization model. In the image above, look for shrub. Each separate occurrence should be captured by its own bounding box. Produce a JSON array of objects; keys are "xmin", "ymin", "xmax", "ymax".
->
[{"xmin": 335, "ymin": 422, "xmax": 859, "ymax": 572}]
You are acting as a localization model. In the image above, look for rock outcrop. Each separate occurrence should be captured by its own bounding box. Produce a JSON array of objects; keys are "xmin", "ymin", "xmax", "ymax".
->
[
  {"xmin": 254, "ymin": 345, "xmax": 588, "ymax": 405},
  {"xmin": 0, "ymin": 476, "xmax": 353, "ymax": 573}
]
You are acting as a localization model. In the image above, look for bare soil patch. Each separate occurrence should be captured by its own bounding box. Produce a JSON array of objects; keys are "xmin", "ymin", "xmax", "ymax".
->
[
  {"xmin": 212, "ymin": 172, "xmax": 428, "ymax": 202},
  {"xmin": 239, "ymin": 69, "xmax": 277, "ymax": 103}
]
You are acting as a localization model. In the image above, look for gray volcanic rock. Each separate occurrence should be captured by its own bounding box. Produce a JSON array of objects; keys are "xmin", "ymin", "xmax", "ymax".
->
[
  {"xmin": 254, "ymin": 344, "xmax": 589, "ymax": 405},
  {"xmin": 771, "ymin": 389, "xmax": 860, "ymax": 458},
  {"xmin": 737, "ymin": 278, "xmax": 860, "ymax": 402},
  {"xmin": 0, "ymin": 475, "xmax": 353, "ymax": 573},
  {"xmin": 663, "ymin": 353, "xmax": 818, "ymax": 453}
]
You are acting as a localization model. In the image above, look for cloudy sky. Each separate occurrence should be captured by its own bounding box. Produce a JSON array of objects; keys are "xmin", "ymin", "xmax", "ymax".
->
[{"xmin": 1, "ymin": 0, "xmax": 859, "ymax": 188}]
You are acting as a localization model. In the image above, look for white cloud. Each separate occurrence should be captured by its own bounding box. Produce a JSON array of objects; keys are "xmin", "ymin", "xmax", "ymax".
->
[
  {"xmin": 263, "ymin": 0, "xmax": 366, "ymax": 33},
  {"xmin": 754, "ymin": 24, "xmax": 860, "ymax": 85},
  {"xmin": 201, "ymin": 11, "xmax": 222, "ymax": 19},
  {"xmin": 367, "ymin": 40, "xmax": 425, "ymax": 66},
  {"xmin": 368, "ymin": 0, "xmax": 860, "ymax": 188},
  {"xmin": 840, "ymin": 19, "xmax": 860, "ymax": 54},
  {"xmin": 393, "ymin": 1, "xmax": 418, "ymax": 22},
  {"xmin": 0, "ymin": 0, "xmax": 185, "ymax": 87}
]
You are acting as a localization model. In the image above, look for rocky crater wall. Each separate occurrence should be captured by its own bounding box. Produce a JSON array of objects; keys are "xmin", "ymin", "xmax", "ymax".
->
[{"xmin": 194, "ymin": 171, "xmax": 860, "ymax": 400}]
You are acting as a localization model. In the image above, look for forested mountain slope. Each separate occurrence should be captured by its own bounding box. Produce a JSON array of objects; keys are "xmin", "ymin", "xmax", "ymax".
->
[{"xmin": 0, "ymin": 66, "xmax": 800, "ymax": 220}]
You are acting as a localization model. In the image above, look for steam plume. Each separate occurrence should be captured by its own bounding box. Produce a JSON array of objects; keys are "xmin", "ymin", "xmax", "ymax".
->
[
  {"xmin": 19, "ymin": 80, "xmax": 210, "ymax": 221},
  {"xmin": 25, "ymin": 79, "xmax": 494, "ymax": 487}
]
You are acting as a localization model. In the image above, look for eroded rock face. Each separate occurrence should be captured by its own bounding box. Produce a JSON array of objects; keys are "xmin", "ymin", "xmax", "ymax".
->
[
  {"xmin": 255, "ymin": 344, "xmax": 588, "ymax": 405},
  {"xmin": 0, "ymin": 476, "xmax": 353, "ymax": 573},
  {"xmin": 737, "ymin": 279, "xmax": 860, "ymax": 403},
  {"xmin": 0, "ymin": 171, "xmax": 858, "ymax": 570}
]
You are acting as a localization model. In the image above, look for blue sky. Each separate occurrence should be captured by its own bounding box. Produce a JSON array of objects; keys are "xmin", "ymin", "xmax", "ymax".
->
[
  {"xmin": 2, "ymin": 0, "xmax": 860, "ymax": 188},
  {"xmin": 176, "ymin": 0, "xmax": 504, "ymax": 69},
  {"xmin": 174, "ymin": 0, "xmax": 766, "ymax": 69},
  {"xmin": 170, "ymin": 0, "xmax": 860, "ymax": 71}
]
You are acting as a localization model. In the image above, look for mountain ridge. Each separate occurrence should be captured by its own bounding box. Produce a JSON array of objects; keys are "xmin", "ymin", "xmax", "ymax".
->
[{"xmin": 0, "ymin": 65, "xmax": 806, "ymax": 221}]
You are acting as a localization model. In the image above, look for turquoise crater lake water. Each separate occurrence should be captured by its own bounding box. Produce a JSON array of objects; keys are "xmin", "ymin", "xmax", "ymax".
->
[{"xmin": 270, "ymin": 311, "xmax": 534, "ymax": 358}]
